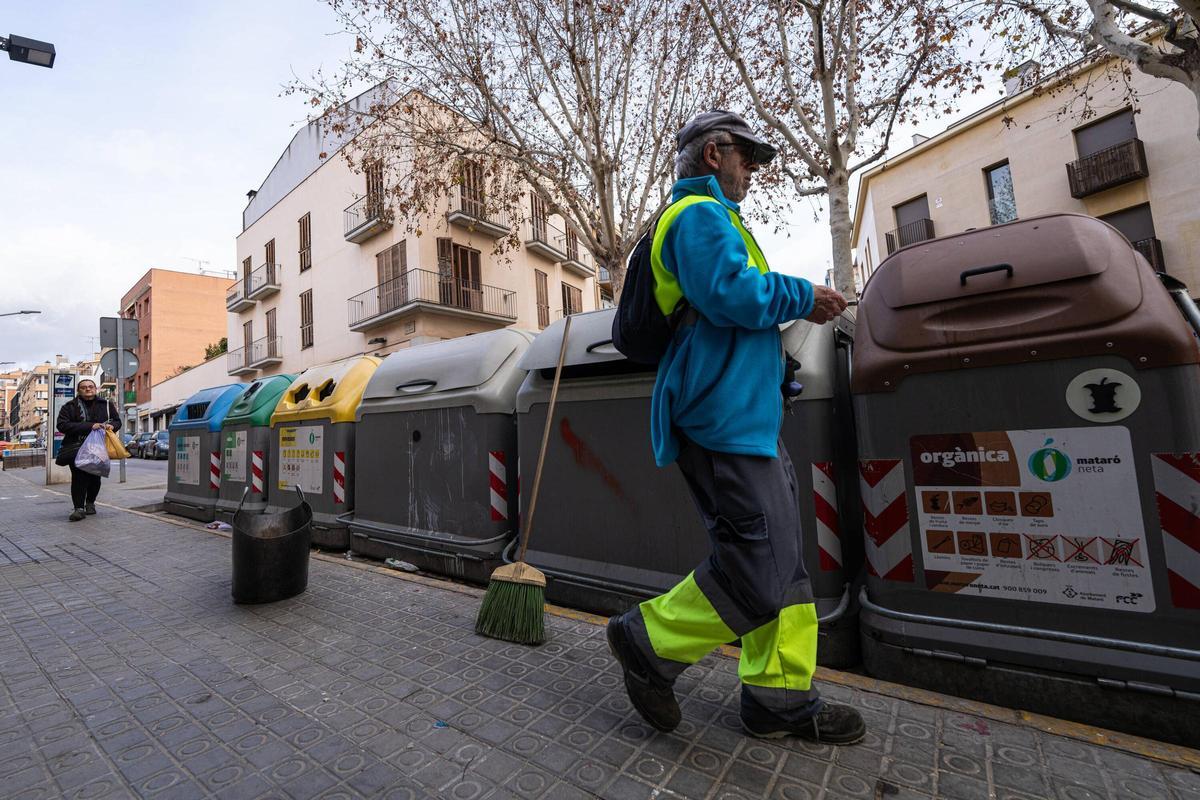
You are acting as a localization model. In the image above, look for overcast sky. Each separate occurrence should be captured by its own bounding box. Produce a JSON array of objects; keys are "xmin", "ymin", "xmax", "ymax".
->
[{"xmin": 0, "ymin": 2, "xmax": 993, "ymax": 370}]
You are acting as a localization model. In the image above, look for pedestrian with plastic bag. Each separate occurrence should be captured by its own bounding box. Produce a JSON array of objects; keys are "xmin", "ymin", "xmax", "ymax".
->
[{"xmin": 55, "ymin": 379, "xmax": 122, "ymax": 521}]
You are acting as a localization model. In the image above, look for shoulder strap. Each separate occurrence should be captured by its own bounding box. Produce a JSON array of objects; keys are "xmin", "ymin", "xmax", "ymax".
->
[{"xmin": 77, "ymin": 398, "xmax": 89, "ymax": 423}]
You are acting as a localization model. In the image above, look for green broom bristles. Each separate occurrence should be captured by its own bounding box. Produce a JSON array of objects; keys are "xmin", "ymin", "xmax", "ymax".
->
[{"xmin": 474, "ymin": 562, "xmax": 546, "ymax": 645}]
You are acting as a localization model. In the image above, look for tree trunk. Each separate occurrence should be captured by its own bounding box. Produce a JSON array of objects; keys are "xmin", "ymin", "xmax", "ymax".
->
[{"xmin": 826, "ymin": 170, "xmax": 859, "ymax": 302}]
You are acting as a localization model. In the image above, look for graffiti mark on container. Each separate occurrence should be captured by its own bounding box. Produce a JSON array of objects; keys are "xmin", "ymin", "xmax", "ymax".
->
[{"xmin": 559, "ymin": 418, "xmax": 626, "ymax": 500}]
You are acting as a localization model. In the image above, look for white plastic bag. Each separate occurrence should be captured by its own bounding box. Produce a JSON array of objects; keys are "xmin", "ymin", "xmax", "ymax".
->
[{"xmin": 75, "ymin": 429, "xmax": 111, "ymax": 477}]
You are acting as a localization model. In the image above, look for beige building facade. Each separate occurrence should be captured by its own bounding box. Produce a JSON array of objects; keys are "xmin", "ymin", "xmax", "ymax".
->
[
  {"xmin": 851, "ymin": 51, "xmax": 1200, "ymax": 294},
  {"xmin": 1, "ymin": 369, "xmax": 24, "ymax": 441},
  {"xmin": 227, "ymin": 90, "xmax": 598, "ymax": 380},
  {"xmin": 120, "ymin": 269, "xmax": 235, "ymax": 405}
]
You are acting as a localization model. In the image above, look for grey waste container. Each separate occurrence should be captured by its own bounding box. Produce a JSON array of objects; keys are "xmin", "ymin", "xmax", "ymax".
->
[
  {"xmin": 215, "ymin": 375, "xmax": 297, "ymax": 523},
  {"xmin": 853, "ymin": 213, "xmax": 1200, "ymax": 746},
  {"xmin": 164, "ymin": 384, "xmax": 247, "ymax": 522},
  {"xmin": 515, "ymin": 309, "xmax": 859, "ymax": 666},
  {"xmin": 348, "ymin": 329, "xmax": 534, "ymax": 582}
]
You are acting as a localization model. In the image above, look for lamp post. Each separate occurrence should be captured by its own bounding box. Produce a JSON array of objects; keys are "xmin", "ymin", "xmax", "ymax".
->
[
  {"xmin": 0, "ymin": 310, "xmax": 41, "ymax": 318},
  {"xmin": 1, "ymin": 34, "xmax": 55, "ymax": 68}
]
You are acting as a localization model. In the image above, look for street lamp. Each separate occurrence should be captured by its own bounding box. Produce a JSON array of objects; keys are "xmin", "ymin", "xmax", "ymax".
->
[
  {"xmin": 0, "ymin": 310, "xmax": 41, "ymax": 318},
  {"xmin": 1, "ymin": 34, "xmax": 55, "ymax": 68}
]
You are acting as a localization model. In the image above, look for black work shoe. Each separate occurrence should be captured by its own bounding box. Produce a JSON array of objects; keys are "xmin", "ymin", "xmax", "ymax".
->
[
  {"xmin": 743, "ymin": 702, "xmax": 866, "ymax": 745},
  {"xmin": 84, "ymin": 503, "xmax": 96, "ymax": 515},
  {"xmin": 69, "ymin": 508, "xmax": 86, "ymax": 522},
  {"xmin": 606, "ymin": 615, "xmax": 680, "ymax": 733}
]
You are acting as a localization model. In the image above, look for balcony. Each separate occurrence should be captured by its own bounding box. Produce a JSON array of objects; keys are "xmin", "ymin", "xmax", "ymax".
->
[
  {"xmin": 347, "ymin": 268, "xmax": 517, "ymax": 332},
  {"xmin": 226, "ymin": 280, "xmax": 254, "ymax": 312},
  {"xmin": 344, "ymin": 195, "xmax": 392, "ymax": 243},
  {"xmin": 525, "ymin": 219, "xmax": 596, "ymax": 279},
  {"xmin": 598, "ymin": 266, "xmax": 612, "ymax": 286},
  {"xmin": 1066, "ymin": 138, "xmax": 1149, "ymax": 199},
  {"xmin": 227, "ymin": 346, "xmax": 256, "ymax": 376},
  {"xmin": 248, "ymin": 336, "xmax": 283, "ymax": 368},
  {"xmin": 1132, "ymin": 236, "xmax": 1166, "ymax": 272},
  {"xmin": 446, "ymin": 184, "xmax": 511, "ymax": 238},
  {"xmin": 885, "ymin": 218, "xmax": 936, "ymax": 254},
  {"xmin": 245, "ymin": 263, "xmax": 281, "ymax": 300}
]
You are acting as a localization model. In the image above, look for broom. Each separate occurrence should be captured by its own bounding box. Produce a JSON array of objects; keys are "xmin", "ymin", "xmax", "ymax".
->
[{"xmin": 475, "ymin": 314, "xmax": 573, "ymax": 645}]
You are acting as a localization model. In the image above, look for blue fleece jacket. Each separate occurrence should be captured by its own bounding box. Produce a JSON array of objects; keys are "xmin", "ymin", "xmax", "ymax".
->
[{"xmin": 650, "ymin": 176, "xmax": 815, "ymax": 466}]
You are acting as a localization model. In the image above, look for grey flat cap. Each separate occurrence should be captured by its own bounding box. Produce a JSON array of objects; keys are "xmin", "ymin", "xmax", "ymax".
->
[{"xmin": 676, "ymin": 110, "xmax": 778, "ymax": 164}]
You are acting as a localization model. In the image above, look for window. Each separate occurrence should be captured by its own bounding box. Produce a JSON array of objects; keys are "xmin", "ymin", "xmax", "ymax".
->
[
  {"xmin": 561, "ymin": 282, "xmax": 583, "ymax": 317},
  {"xmin": 264, "ymin": 239, "xmax": 276, "ymax": 283},
  {"xmin": 265, "ymin": 308, "xmax": 278, "ymax": 358},
  {"xmin": 566, "ymin": 228, "xmax": 579, "ymax": 262},
  {"xmin": 460, "ymin": 160, "xmax": 485, "ymax": 218},
  {"xmin": 299, "ymin": 213, "xmax": 312, "ymax": 272},
  {"xmin": 530, "ymin": 194, "xmax": 548, "ymax": 243},
  {"xmin": 242, "ymin": 257, "xmax": 252, "ymax": 291},
  {"xmin": 1100, "ymin": 203, "xmax": 1156, "ymax": 244},
  {"xmin": 1074, "ymin": 108, "xmax": 1136, "ymax": 158},
  {"xmin": 535, "ymin": 270, "xmax": 550, "ymax": 329},
  {"xmin": 985, "ymin": 161, "xmax": 1018, "ymax": 225},
  {"xmin": 376, "ymin": 241, "xmax": 407, "ymax": 313},
  {"xmin": 243, "ymin": 319, "xmax": 253, "ymax": 349},
  {"xmin": 365, "ymin": 159, "xmax": 385, "ymax": 217},
  {"xmin": 300, "ymin": 290, "xmax": 313, "ymax": 349},
  {"xmin": 439, "ymin": 244, "xmax": 482, "ymax": 311}
]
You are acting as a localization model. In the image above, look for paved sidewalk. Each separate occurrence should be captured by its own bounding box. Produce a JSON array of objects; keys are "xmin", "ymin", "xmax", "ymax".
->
[{"xmin": 1, "ymin": 471, "xmax": 1198, "ymax": 800}]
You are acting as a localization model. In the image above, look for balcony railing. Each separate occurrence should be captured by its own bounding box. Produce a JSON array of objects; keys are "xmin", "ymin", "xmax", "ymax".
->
[
  {"xmin": 248, "ymin": 336, "xmax": 282, "ymax": 367},
  {"xmin": 246, "ymin": 263, "xmax": 281, "ymax": 300},
  {"xmin": 447, "ymin": 184, "xmax": 511, "ymax": 238},
  {"xmin": 344, "ymin": 194, "xmax": 392, "ymax": 243},
  {"xmin": 226, "ymin": 280, "xmax": 254, "ymax": 312},
  {"xmin": 598, "ymin": 266, "xmax": 612, "ymax": 285},
  {"xmin": 227, "ymin": 346, "xmax": 255, "ymax": 375},
  {"xmin": 1066, "ymin": 138, "xmax": 1149, "ymax": 198},
  {"xmin": 1132, "ymin": 236, "xmax": 1166, "ymax": 272},
  {"xmin": 525, "ymin": 218, "xmax": 596, "ymax": 278},
  {"xmin": 885, "ymin": 218, "xmax": 936, "ymax": 255},
  {"xmin": 348, "ymin": 268, "xmax": 518, "ymax": 331}
]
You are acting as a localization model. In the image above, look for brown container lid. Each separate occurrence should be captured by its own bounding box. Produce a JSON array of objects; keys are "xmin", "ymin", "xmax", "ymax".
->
[{"xmin": 852, "ymin": 213, "xmax": 1199, "ymax": 393}]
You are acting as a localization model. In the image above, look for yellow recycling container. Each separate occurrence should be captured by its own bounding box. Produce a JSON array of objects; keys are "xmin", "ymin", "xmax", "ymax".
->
[{"xmin": 266, "ymin": 355, "xmax": 380, "ymax": 549}]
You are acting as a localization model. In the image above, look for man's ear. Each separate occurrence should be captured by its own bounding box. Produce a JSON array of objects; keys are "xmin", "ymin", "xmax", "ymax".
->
[{"xmin": 702, "ymin": 141, "xmax": 722, "ymax": 173}]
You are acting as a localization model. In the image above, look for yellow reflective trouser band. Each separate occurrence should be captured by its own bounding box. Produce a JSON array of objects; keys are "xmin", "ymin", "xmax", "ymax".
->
[
  {"xmin": 738, "ymin": 603, "xmax": 818, "ymax": 691},
  {"xmin": 638, "ymin": 572, "xmax": 735, "ymax": 666},
  {"xmin": 639, "ymin": 573, "xmax": 818, "ymax": 695}
]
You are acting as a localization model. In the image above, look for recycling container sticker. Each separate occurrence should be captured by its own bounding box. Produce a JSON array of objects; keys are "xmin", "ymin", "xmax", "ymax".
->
[
  {"xmin": 223, "ymin": 430, "xmax": 247, "ymax": 483},
  {"xmin": 910, "ymin": 426, "xmax": 1153, "ymax": 612},
  {"xmin": 279, "ymin": 425, "xmax": 323, "ymax": 494},
  {"xmin": 174, "ymin": 435, "xmax": 201, "ymax": 486}
]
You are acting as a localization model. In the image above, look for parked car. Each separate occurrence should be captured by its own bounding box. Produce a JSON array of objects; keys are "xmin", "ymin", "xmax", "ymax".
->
[
  {"xmin": 121, "ymin": 432, "xmax": 135, "ymax": 447},
  {"xmin": 130, "ymin": 432, "xmax": 154, "ymax": 458},
  {"xmin": 147, "ymin": 430, "xmax": 171, "ymax": 460}
]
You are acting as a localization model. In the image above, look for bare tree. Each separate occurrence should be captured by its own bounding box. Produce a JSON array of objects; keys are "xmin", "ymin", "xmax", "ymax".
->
[
  {"xmin": 298, "ymin": 0, "xmax": 725, "ymax": 296},
  {"xmin": 979, "ymin": 1, "xmax": 1200, "ymax": 138},
  {"xmin": 698, "ymin": 0, "xmax": 979, "ymax": 299}
]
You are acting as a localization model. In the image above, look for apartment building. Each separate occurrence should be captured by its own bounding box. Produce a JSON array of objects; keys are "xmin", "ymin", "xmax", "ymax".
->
[
  {"xmin": 227, "ymin": 88, "xmax": 598, "ymax": 379},
  {"xmin": 120, "ymin": 269, "xmax": 235, "ymax": 405},
  {"xmin": 851, "ymin": 47, "xmax": 1200, "ymax": 293},
  {"xmin": 0, "ymin": 369, "xmax": 23, "ymax": 441}
]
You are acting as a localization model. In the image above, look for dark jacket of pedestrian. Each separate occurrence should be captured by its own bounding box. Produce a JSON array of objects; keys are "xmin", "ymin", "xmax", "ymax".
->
[{"xmin": 55, "ymin": 395, "xmax": 122, "ymax": 465}]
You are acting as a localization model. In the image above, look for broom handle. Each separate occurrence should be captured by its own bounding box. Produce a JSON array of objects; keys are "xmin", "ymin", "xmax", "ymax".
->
[{"xmin": 516, "ymin": 314, "xmax": 573, "ymax": 563}]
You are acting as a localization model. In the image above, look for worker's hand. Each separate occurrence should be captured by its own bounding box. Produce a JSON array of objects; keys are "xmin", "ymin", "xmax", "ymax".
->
[
  {"xmin": 805, "ymin": 286, "xmax": 848, "ymax": 325},
  {"xmin": 91, "ymin": 423, "xmax": 103, "ymax": 430}
]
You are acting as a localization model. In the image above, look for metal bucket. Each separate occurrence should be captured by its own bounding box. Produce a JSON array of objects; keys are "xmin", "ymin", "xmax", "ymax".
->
[{"xmin": 232, "ymin": 486, "xmax": 313, "ymax": 604}]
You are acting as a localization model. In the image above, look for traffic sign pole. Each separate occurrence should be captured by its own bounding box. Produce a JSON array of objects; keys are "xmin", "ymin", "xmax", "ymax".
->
[{"xmin": 117, "ymin": 315, "xmax": 126, "ymax": 484}]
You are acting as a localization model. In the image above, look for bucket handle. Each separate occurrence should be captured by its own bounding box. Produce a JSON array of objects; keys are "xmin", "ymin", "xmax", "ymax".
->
[
  {"xmin": 235, "ymin": 485, "xmax": 250, "ymax": 517},
  {"xmin": 960, "ymin": 263, "xmax": 1013, "ymax": 286},
  {"xmin": 293, "ymin": 484, "xmax": 306, "ymax": 507}
]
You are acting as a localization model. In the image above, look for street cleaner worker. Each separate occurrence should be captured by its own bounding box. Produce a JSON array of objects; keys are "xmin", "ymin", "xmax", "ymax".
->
[{"xmin": 607, "ymin": 111, "xmax": 863, "ymax": 744}]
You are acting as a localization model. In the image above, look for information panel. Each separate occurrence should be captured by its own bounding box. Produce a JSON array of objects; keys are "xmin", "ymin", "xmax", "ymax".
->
[
  {"xmin": 278, "ymin": 425, "xmax": 323, "ymax": 494},
  {"xmin": 174, "ymin": 435, "xmax": 201, "ymax": 486},
  {"xmin": 911, "ymin": 427, "xmax": 1153, "ymax": 612},
  {"xmin": 223, "ymin": 430, "xmax": 247, "ymax": 483}
]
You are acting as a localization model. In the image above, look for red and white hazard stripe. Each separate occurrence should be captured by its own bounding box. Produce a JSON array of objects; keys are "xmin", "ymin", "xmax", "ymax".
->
[
  {"xmin": 1151, "ymin": 453, "xmax": 1200, "ymax": 609},
  {"xmin": 489, "ymin": 451, "xmax": 508, "ymax": 521},
  {"xmin": 860, "ymin": 459, "xmax": 913, "ymax": 581},
  {"xmin": 332, "ymin": 451, "xmax": 346, "ymax": 504},
  {"xmin": 251, "ymin": 450, "xmax": 264, "ymax": 494},
  {"xmin": 812, "ymin": 462, "xmax": 841, "ymax": 572},
  {"xmin": 209, "ymin": 452, "xmax": 221, "ymax": 491}
]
